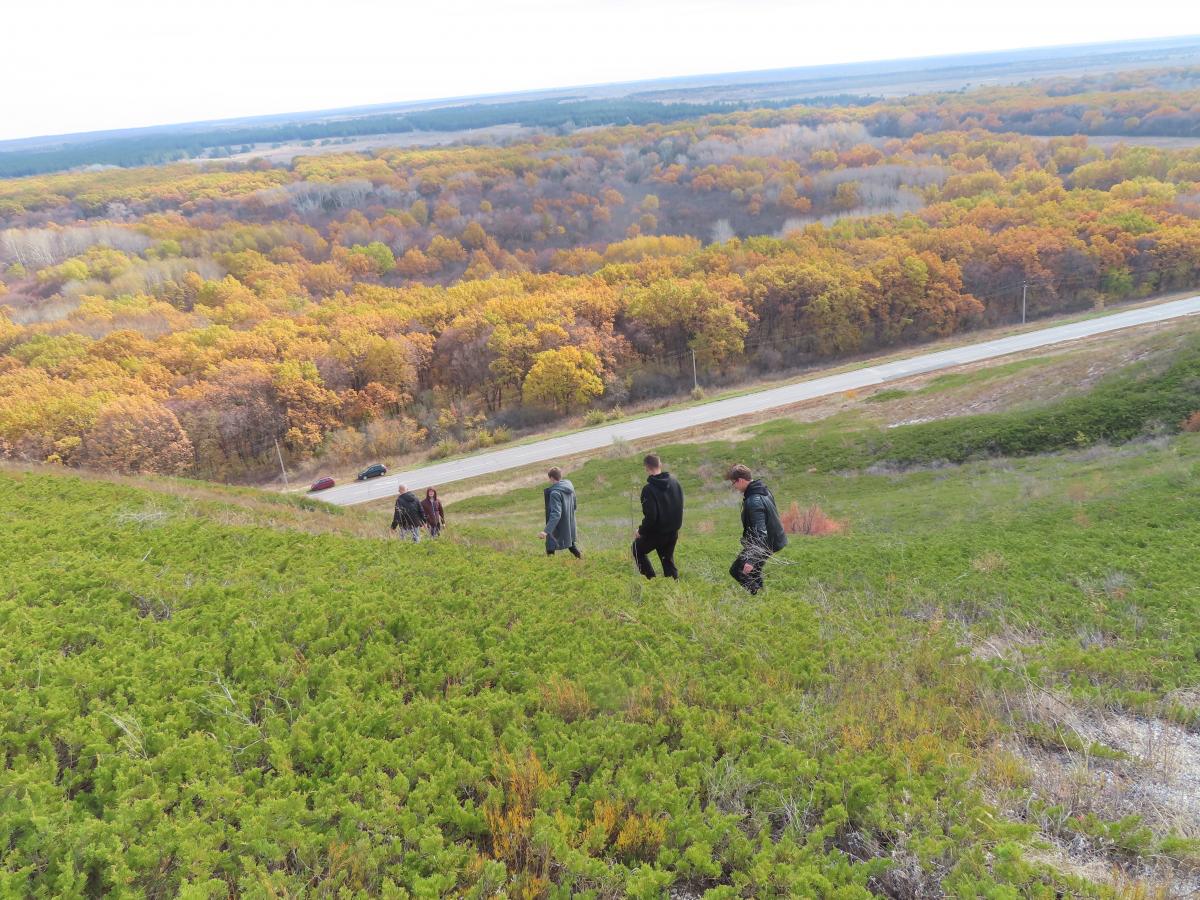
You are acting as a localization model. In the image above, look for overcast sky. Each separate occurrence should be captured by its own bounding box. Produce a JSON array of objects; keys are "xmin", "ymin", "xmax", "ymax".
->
[{"xmin": 2, "ymin": 0, "xmax": 1197, "ymax": 141}]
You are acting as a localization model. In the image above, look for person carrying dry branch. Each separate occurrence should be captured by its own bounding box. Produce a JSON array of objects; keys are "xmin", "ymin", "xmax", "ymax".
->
[{"xmin": 726, "ymin": 464, "xmax": 787, "ymax": 594}]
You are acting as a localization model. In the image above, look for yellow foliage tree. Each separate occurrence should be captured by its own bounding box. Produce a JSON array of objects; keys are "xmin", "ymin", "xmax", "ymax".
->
[
  {"xmin": 522, "ymin": 346, "xmax": 604, "ymax": 413},
  {"xmin": 79, "ymin": 396, "xmax": 193, "ymax": 475}
]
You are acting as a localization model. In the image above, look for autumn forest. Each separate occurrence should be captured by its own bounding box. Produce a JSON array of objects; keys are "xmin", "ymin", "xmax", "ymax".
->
[{"xmin": 3, "ymin": 66, "xmax": 1200, "ymax": 482}]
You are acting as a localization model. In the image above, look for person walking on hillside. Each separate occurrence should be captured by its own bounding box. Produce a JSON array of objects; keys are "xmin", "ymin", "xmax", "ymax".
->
[
  {"xmin": 390, "ymin": 483, "xmax": 426, "ymax": 542},
  {"xmin": 538, "ymin": 466, "xmax": 581, "ymax": 558},
  {"xmin": 726, "ymin": 464, "xmax": 787, "ymax": 594},
  {"xmin": 421, "ymin": 487, "xmax": 446, "ymax": 538},
  {"xmin": 632, "ymin": 453, "xmax": 684, "ymax": 579}
]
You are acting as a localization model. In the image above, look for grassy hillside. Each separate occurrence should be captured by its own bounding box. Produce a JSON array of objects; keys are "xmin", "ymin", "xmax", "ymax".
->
[{"xmin": 4, "ymin": 343, "xmax": 1200, "ymax": 896}]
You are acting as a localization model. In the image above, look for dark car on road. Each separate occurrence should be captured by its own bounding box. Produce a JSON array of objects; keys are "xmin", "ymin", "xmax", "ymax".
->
[
  {"xmin": 356, "ymin": 463, "xmax": 387, "ymax": 481},
  {"xmin": 308, "ymin": 476, "xmax": 335, "ymax": 492}
]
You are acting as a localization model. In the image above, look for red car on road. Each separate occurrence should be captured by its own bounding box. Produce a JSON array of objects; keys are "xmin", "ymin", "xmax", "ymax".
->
[{"xmin": 308, "ymin": 476, "xmax": 335, "ymax": 492}]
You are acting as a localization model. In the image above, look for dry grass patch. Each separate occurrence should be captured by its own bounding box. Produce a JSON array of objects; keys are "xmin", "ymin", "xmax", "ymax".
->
[
  {"xmin": 781, "ymin": 501, "xmax": 845, "ymax": 535},
  {"xmin": 971, "ymin": 551, "xmax": 1008, "ymax": 574},
  {"xmin": 539, "ymin": 675, "xmax": 594, "ymax": 722},
  {"xmin": 970, "ymin": 627, "xmax": 1041, "ymax": 662}
]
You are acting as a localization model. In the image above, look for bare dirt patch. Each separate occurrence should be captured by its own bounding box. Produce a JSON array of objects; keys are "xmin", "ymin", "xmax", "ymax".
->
[{"xmin": 984, "ymin": 682, "xmax": 1200, "ymax": 895}]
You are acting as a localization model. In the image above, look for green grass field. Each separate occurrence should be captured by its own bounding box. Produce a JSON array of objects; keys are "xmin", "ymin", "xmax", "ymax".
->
[{"xmin": 4, "ymin": 339, "xmax": 1200, "ymax": 897}]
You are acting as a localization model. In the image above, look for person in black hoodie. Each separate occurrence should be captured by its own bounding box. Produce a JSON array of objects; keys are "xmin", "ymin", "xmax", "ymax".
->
[
  {"xmin": 632, "ymin": 453, "xmax": 684, "ymax": 579},
  {"xmin": 390, "ymin": 483, "xmax": 427, "ymax": 542},
  {"xmin": 726, "ymin": 464, "xmax": 787, "ymax": 594}
]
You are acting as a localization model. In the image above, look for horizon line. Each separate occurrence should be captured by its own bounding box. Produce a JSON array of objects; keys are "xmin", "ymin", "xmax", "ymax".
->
[{"xmin": 2, "ymin": 32, "xmax": 1197, "ymax": 148}]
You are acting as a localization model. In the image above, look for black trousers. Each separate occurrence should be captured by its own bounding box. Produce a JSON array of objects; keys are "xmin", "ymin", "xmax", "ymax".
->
[
  {"xmin": 547, "ymin": 544, "xmax": 582, "ymax": 558},
  {"xmin": 730, "ymin": 552, "xmax": 766, "ymax": 594},
  {"xmin": 632, "ymin": 531, "xmax": 679, "ymax": 579}
]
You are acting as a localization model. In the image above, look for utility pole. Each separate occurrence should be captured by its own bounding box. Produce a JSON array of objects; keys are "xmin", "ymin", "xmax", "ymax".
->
[
  {"xmin": 691, "ymin": 349, "xmax": 699, "ymax": 392},
  {"xmin": 1021, "ymin": 281, "xmax": 1028, "ymax": 325},
  {"xmin": 273, "ymin": 437, "xmax": 289, "ymax": 490}
]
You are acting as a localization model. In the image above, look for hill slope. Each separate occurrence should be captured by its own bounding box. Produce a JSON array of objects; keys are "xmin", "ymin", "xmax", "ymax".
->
[{"xmin": 4, "ymin": 342, "xmax": 1200, "ymax": 896}]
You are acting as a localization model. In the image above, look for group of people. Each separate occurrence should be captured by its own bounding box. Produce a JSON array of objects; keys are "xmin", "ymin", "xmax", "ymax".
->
[
  {"xmin": 390, "ymin": 455, "xmax": 789, "ymax": 593},
  {"xmin": 389, "ymin": 485, "xmax": 446, "ymax": 541},
  {"xmin": 538, "ymin": 454, "xmax": 789, "ymax": 594}
]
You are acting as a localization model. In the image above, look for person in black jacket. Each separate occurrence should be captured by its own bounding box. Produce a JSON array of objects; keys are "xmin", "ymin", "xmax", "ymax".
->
[
  {"xmin": 390, "ymin": 483, "xmax": 427, "ymax": 542},
  {"xmin": 726, "ymin": 464, "xmax": 787, "ymax": 594},
  {"xmin": 632, "ymin": 453, "xmax": 684, "ymax": 579}
]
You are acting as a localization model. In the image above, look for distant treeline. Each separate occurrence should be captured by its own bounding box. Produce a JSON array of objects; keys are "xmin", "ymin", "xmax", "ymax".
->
[
  {"xmin": 0, "ymin": 115, "xmax": 420, "ymax": 177},
  {"xmin": 0, "ymin": 98, "xmax": 803, "ymax": 178},
  {"xmin": 6, "ymin": 62, "xmax": 1200, "ymax": 179}
]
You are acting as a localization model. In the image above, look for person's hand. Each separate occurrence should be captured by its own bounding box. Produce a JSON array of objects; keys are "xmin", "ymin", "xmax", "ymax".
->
[
  {"xmin": 634, "ymin": 529, "xmax": 641, "ymax": 539},
  {"xmin": 538, "ymin": 531, "xmax": 547, "ymax": 540},
  {"xmin": 742, "ymin": 562, "xmax": 754, "ymax": 575}
]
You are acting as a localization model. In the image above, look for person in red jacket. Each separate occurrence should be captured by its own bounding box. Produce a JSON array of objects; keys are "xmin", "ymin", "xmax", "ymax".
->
[{"xmin": 421, "ymin": 487, "xmax": 446, "ymax": 538}]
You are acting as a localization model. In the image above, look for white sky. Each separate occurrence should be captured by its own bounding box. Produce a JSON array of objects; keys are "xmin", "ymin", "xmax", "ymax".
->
[{"xmin": 1, "ymin": 0, "xmax": 1197, "ymax": 141}]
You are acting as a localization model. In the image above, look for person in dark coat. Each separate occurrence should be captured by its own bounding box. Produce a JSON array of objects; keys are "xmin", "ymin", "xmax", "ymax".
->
[
  {"xmin": 421, "ymin": 487, "xmax": 445, "ymax": 537},
  {"xmin": 632, "ymin": 453, "xmax": 683, "ymax": 579},
  {"xmin": 726, "ymin": 464, "xmax": 787, "ymax": 594},
  {"xmin": 390, "ymin": 483, "xmax": 426, "ymax": 542},
  {"xmin": 538, "ymin": 466, "xmax": 581, "ymax": 557}
]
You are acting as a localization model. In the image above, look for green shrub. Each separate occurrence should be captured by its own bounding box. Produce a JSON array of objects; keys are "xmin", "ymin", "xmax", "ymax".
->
[
  {"xmin": 428, "ymin": 437, "xmax": 462, "ymax": 459},
  {"xmin": 2, "ymin": 469, "xmax": 1042, "ymax": 896}
]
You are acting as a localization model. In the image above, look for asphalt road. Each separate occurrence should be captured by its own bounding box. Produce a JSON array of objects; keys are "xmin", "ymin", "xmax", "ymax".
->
[{"xmin": 317, "ymin": 295, "xmax": 1200, "ymax": 506}]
